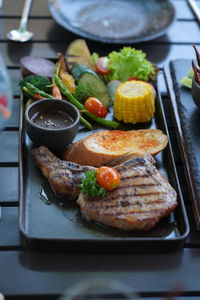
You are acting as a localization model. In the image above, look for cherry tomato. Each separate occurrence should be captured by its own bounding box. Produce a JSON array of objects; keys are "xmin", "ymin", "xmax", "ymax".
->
[
  {"xmin": 96, "ymin": 57, "xmax": 110, "ymax": 75},
  {"xmin": 84, "ymin": 97, "xmax": 108, "ymax": 118},
  {"xmin": 96, "ymin": 166, "xmax": 121, "ymax": 191}
]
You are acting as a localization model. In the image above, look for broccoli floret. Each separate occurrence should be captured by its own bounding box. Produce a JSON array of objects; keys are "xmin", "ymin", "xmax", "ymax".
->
[
  {"xmin": 19, "ymin": 75, "xmax": 51, "ymax": 94},
  {"xmin": 73, "ymin": 82, "xmax": 93, "ymax": 102}
]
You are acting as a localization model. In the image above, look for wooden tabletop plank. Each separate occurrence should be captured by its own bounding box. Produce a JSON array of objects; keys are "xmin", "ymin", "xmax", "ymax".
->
[
  {"xmin": 0, "ymin": 167, "xmax": 18, "ymax": 203},
  {"xmin": 8, "ymin": 69, "xmax": 21, "ymax": 96},
  {"xmin": 1, "ymin": 248, "xmax": 200, "ymax": 296},
  {"xmin": 0, "ymin": 131, "xmax": 18, "ymax": 163},
  {"xmin": 3, "ymin": 297, "xmax": 200, "ymax": 300},
  {"xmin": 0, "ymin": 207, "xmax": 21, "ymax": 248},
  {"xmin": 1, "ymin": 291, "xmax": 199, "ymax": 300},
  {"xmin": 1, "ymin": 0, "xmax": 50, "ymax": 17},
  {"xmin": 161, "ymin": 20, "xmax": 200, "ymax": 43},
  {"xmin": 5, "ymin": 97, "xmax": 20, "ymax": 128},
  {"xmin": 174, "ymin": 0, "xmax": 199, "ymax": 19},
  {"xmin": 2, "ymin": 19, "xmax": 200, "ymax": 44}
]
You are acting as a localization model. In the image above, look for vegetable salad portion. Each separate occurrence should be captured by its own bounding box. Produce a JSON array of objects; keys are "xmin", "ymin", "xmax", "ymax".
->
[{"xmin": 20, "ymin": 39, "xmax": 157, "ymax": 130}]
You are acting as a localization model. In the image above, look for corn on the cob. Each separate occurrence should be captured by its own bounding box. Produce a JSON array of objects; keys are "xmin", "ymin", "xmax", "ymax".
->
[{"xmin": 114, "ymin": 80, "xmax": 155, "ymax": 124}]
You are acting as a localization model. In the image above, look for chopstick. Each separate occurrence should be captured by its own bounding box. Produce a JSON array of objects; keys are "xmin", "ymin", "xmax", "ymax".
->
[{"xmin": 188, "ymin": 0, "xmax": 200, "ymax": 23}]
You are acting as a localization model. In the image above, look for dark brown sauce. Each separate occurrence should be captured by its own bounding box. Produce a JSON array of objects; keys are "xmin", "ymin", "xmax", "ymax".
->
[{"xmin": 31, "ymin": 109, "xmax": 74, "ymax": 129}]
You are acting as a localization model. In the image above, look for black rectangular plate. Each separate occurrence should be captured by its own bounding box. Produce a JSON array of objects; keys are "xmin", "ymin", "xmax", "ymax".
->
[
  {"xmin": 164, "ymin": 59, "xmax": 200, "ymax": 231},
  {"xmin": 19, "ymin": 69, "xmax": 189, "ymax": 253}
]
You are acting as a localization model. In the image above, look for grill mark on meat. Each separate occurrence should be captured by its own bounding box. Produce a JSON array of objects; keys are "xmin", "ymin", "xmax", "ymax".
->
[
  {"xmin": 121, "ymin": 191, "xmax": 168, "ymax": 197},
  {"xmin": 121, "ymin": 200, "xmax": 132, "ymax": 207},
  {"xmin": 83, "ymin": 199, "xmax": 168, "ymax": 211},
  {"xmin": 83, "ymin": 205, "xmax": 173, "ymax": 217},
  {"xmin": 104, "ymin": 207, "xmax": 174, "ymax": 217},
  {"xmin": 89, "ymin": 190, "xmax": 169, "ymax": 203},
  {"xmin": 107, "ymin": 154, "xmax": 155, "ymax": 168},
  {"xmin": 118, "ymin": 166, "xmax": 157, "ymax": 178},
  {"xmin": 121, "ymin": 165, "xmax": 150, "ymax": 171},
  {"xmin": 50, "ymin": 172, "xmax": 76, "ymax": 179},
  {"xmin": 116, "ymin": 155, "xmax": 156, "ymax": 167},
  {"xmin": 120, "ymin": 174, "xmax": 155, "ymax": 181},
  {"xmin": 115, "ymin": 183, "xmax": 159, "ymax": 191}
]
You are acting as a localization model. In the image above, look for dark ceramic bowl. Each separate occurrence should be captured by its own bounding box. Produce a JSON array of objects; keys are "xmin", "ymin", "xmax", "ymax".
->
[
  {"xmin": 25, "ymin": 99, "xmax": 80, "ymax": 152},
  {"xmin": 192, "ymin": 78, "xmax": 200, "ymax": 110}
]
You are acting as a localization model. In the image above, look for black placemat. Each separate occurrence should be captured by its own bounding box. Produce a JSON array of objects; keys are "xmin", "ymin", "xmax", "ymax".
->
[{"xmin": 166, "ymin": 59, "xmax": 200, "ymax": 230}]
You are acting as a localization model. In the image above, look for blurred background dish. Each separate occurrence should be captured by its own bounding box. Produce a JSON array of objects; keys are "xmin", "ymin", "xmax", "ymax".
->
[
  {"xmin": 0, "ymin": 51, "xmax": 12, "ymax": 129},
  {"xmin": 48, "ymin": 0, "xmax": 175, "ymax": 43},
  {"xmin": 59, "ymin": 278, "xmax": 140, "ymax": 300}
]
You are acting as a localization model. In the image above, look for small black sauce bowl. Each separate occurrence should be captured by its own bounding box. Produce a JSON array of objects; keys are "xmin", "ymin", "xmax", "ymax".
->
[
  {"xmin": 25, "ymin": 99, "xmax": 80, "ymax": 152},
  {"xmin": 192, "ymin": 78, "xmax": 200, "ymax": 110}
]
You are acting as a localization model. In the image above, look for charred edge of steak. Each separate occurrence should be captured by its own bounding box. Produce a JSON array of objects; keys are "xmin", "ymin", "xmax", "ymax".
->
[
  {"xmin": 106, "ymin": 153, "xmax": 156, "ymax": 168},
  {"xmin": 31, "ymin": 146, "xmax": 96, "ymax": 199},
  {"xmin": 115, "ymin": 153, "xmax": 156, "ymax": 170}
]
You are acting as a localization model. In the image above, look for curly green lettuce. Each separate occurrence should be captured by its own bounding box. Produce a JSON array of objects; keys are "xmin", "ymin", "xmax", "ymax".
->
[
  {"xmin": 103, "ymin": 47, "xmax": 156, "ymax": 82},
  {"xmin": 80, "ymin": 170, "xmax": 107, "ymax": 198}
]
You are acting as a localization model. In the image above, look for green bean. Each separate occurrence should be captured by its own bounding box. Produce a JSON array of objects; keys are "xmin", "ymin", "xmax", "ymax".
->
[
  {"xmin": 80, "ymin": 116, "xmax": 92, "ymax": 130},
  {"xmin": 22, "ymin": 86, "xmax": 33, "ymax": 96},
  {"xmin": 25, "ymin": 83, "xmax": 54, "ymax": 99},
  {"xmin": 25, "ymin": 99, "xmax": 34, "ymax": 111},
  {"xmin": 52, "ymin": 61, "xmax": 60, "ymax": 85},
  {"xmin": 54, "ymin": 75, "xmax": 119, "ymax": 129}
]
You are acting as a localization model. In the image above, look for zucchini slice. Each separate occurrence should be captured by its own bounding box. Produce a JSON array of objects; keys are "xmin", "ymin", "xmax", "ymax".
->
[
  {"xmin": 78, "ymin": 72, "xmax": 112, "ymax": 107},
  {"xmin": 71, "ymin": 64, "xmax": 97, "ymax": 81}
]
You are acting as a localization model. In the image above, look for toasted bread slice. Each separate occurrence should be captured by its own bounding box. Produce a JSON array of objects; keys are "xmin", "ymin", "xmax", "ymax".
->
[{"xmin": 62, "ymin": 129, "xmax": 168, "ymax": 167}]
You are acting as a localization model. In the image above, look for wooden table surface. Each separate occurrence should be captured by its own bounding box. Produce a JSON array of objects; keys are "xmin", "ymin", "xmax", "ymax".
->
[{"xmin": 0, "ymin": 0, "xmax": 200, "ymax": 299}]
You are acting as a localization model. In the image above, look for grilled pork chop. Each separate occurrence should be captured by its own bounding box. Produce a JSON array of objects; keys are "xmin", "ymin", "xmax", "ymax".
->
[
  {"xmin": 31, "ymin": 146, "xmax": 95, "ymax": 198},
  {"xmin": 77, "ymin": 155, "xmax": 178, "ymax": 231},
  {"xmin": 32, "ymin": 146, "xmax": 177, "ymax": 231}
]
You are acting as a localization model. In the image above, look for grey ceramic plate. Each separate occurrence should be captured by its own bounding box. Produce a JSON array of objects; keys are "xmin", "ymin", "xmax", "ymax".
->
[{"xmin": 48, "ymin": 0, "xmax": 175, "ymax": 43}]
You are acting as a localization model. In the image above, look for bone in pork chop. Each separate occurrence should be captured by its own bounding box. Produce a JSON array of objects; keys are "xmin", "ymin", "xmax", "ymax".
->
[
  {"xmin": 32, "ymin": 146, "xmax": 178, "ymax": 231},
  {"xmin": 77, "ymin": 154, "xmax": 178, "ymax": 231},
  {"xmin": 31, "ymin": 146, "xmax": 95, "ymax": 198}
]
